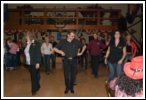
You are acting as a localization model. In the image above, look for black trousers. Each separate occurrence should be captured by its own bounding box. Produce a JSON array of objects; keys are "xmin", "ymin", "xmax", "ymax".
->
[
  {"xmin": 63, "ymin": 58, "xmax": 77, "ymax": 91},
  {"xmin": 29, "ymin": 65, "xmax": 40, "ymax": 93},
  {"xmin": 91, "ymin": 55, "xmax": 100, "ymax": 77}
]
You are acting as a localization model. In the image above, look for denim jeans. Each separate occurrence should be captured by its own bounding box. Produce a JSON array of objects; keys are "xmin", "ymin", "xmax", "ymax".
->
[
  {"xmin": 107, "ymin": 62, "xmax": 123, "ymax": 81},
  {"xmin": 43, "ymin": 55, "xmax": 50, "ymax": 72},
  {"xmin": 4, "ymin": 53, "xmax": 11, "ymax": 67},
  {"xmin": 10, "ymin": 54, "xmax": 17, "ymax": 68},
  {"xmin": 50, "ymin": 54, "xmax": 56, "ymax": 69}
]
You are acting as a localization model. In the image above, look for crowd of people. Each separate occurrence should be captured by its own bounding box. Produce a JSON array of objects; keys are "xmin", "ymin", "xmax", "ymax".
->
[{"xmin": 3, "ymin": 29, "xmax": 143, "ymax": 97}]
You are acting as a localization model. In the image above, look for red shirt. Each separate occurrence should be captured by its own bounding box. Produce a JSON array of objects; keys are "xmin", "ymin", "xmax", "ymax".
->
[{"xmin": 87, "ymin": 39, "xmax": 106, "ymax": 56}]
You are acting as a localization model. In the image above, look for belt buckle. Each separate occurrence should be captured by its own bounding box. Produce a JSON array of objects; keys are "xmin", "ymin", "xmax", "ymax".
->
[{"xmin": 68, "ymin": 57, "xmax": 73, "ymax": 60}]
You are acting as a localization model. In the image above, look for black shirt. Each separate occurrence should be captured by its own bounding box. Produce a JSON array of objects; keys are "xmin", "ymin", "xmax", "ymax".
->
[
  {"xmin": 108, "ymin": 40, "xmax": 126, "ymax": 63},
  {"xmin": 50, "ymin": 41, "xmax": 57, "ymax": 48},
  {"xmin": 126, "ymin": 44, "xmax": 132, "ymax": 53},
  {"xmin": 80, "ymin": 44, "xmax": 88, "ymax": 55},
  {"xmin": 55, "ymin": 39, "xmax": 83, "ymax": 58},
  {"xmin": 29, "ymin": 41, "xmax": 42, "ymax": 65}
]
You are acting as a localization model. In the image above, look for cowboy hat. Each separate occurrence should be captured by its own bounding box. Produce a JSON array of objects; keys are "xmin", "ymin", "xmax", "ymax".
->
[{"xmin": 124, "ymin": 56, "xmax": 143, "ymax": 80}]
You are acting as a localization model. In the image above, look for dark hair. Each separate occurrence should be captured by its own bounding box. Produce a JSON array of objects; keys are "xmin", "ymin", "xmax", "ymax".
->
[
  {"xmin": 110, "ymin": 30, "xmax": 125, "ymax": 45},
  {"xmin": 81, "ymin": 38, "xmax": 86, "ymax": 44},
  {"xmin": 67, "ymin": 30, "xmax": 76, "ymax": 35},
  {"xmin": 12, "ymin": 39, "xmax": 17, "ymax": 43},
  {"xmin": 116, "ymin": 74, "xmax": 143, "ymax": 96}
]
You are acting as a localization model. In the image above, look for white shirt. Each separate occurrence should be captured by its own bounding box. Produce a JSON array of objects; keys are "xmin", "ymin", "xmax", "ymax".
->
[
  {"xmin": 24, "ymin": 42, "xmax": 31, "ymax": 65},
  {"xmin": 41, "ymin": 43, "xmax": 53, "ymax": 55}
]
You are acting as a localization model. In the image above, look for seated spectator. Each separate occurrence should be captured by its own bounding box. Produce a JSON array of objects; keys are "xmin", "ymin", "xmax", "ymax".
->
[
  {"xmin": 109, "ymin": 56, "xmax": 143, "ymax": 97},
  {"xmin": 109, "ymin": 77, "xmax": 118, "ymax": 91}
]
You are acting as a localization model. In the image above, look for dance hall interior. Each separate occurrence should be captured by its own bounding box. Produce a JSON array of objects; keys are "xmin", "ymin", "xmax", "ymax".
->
[{"xmin": 2, "ymin": 1, "xmax": 145, "ymax": 98}]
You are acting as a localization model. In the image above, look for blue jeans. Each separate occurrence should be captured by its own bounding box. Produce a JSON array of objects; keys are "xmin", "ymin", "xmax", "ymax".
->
[
  {"xmin": 107, "ymin": 62, "xmax": 123, "ymax": 81},
  {"xmin": 50, "ymin": 54, "xmax": 56, "ymax": 68},
  {"xmin": 10, "ymin": 54, "xmax": 17, "ymax": 68},
  {"xmin": 43, "ymin": 55, "xmax": 50, "ymax": 72},
  {"xmin": 4, "ymin": 53, "xmax": 11, "ymax": 68}
]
